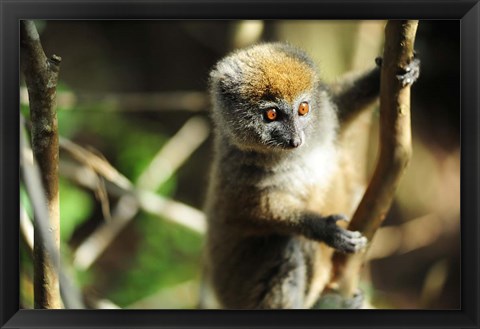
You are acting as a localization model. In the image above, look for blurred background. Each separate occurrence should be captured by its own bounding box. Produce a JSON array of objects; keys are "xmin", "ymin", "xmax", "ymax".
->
[{"xmin": 19, "ymin": 20, "xmax": 460, "ymax": 309}]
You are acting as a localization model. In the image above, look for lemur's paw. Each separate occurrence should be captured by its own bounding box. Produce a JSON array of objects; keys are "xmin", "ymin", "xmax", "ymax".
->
[
  {"xmin": 325, "ymin": 215, "xmax": 368, "ymax": 253},
  {"xmin": 396, "ymin": 57, "xmax": 421, "ymax": 87},
  {"xmin": 375, "ymin": 55, "xmax": 420, "ymax": 87}
]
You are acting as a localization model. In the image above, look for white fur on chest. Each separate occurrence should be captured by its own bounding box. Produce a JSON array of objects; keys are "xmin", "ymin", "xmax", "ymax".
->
[
  {"xmin": 301, "ymin": 144, "xmax": 337, "ymax": 189},
  {"xmin": 256, "ymin": 144, "xmax": 338, "ymax": 199}
]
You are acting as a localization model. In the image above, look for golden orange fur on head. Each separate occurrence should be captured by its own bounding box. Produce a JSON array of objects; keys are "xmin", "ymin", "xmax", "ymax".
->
[
  {"xmin": 211, "ymin": 43, "xmax": 318, "ymax": 105},
  {"xmin": 239, "ymin": 46, "xmax": 316, "ymax": 103}
]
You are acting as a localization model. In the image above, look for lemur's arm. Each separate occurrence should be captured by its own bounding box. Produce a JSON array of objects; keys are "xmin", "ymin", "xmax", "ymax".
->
[
  {"xmin": 331, "ymin": 61, "xmax": 381, "ymax": 126},
  {"xmin": 227, "ymin": 193, "xmax": 367, "ymax": 254},
  {"xmin": 332, "ymin": 57, "xmax": 420, "ymax": 126}
]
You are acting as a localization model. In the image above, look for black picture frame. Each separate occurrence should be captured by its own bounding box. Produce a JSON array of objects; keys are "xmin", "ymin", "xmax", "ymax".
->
[{"xmin": 1, "ymin": 1, "xmax": 478, "ymax": 328}]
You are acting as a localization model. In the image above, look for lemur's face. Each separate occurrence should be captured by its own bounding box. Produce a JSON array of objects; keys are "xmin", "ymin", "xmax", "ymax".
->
[
  {"xmin": 252, "ymin": 94, "xmax": 314, "ymax": 150},
  {"xmin": 210, "ymin": 43, "xmax": 324, "ymax": 153}
]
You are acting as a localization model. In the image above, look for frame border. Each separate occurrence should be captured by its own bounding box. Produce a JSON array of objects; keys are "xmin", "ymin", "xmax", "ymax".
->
[{"xmin": 1, "ymin": 1, "xmax": 478, "ymax": 328}]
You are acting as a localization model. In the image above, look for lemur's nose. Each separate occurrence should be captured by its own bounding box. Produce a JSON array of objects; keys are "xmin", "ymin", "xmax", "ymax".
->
[{"xmin": 290, "ymin": 137, "xmax": 303, "ymax": 148}]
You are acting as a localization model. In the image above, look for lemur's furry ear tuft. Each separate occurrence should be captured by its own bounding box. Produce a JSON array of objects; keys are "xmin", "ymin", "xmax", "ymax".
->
[{"xmin": 209, "ymin": 55, "xmax": 244, "ymax": 95}]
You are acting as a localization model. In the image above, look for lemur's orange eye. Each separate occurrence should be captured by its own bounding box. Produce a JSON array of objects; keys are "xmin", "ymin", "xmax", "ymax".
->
[
  {"xmin": 265, "ymin": 108, "xmax": 277, "ymax": 121},
  {"xmin": 298, "ymin": 102, "xmax": 309, "ymax": 116}
]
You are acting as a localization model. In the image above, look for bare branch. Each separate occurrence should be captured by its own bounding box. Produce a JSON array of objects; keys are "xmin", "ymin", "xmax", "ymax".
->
[
  {"xmin": 20, "ymin": 87, "xmax": 209, "ymax": 113},
  {"xmin": 60, "ymin": 137, "xmax": 132, "ymax": 191},
  {"xmin": 21, "ymin": 19, "xmax": 62, "ymax": 309},
  {"xmin": 367, "ymin": 213, "xmax": 458, "ymax": 260},
  {"xmin": 137, "ymin": 116, "xmax": 210, "ymax": 189},
  {"xmin": 332, "ymin": 20, "xmax": 419, "ymax": 297},
  {"xmin": 419, "ymin": 259, "xmax": 449, "ymax": 308},
  {"xmin": 20, "ymin": 117, "xmax": 84, "ymax": 309}
]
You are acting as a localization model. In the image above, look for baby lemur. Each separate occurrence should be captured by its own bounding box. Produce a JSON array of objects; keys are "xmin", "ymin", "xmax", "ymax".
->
[{"xmin": 204, "ymin": 42, "xmax": 418, "ymax": 309}]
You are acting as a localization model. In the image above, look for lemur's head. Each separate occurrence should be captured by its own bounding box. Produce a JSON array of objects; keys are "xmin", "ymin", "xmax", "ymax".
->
[{"xmin": 209, "ymin": 42, "xmax": 334, "ymax": 153}]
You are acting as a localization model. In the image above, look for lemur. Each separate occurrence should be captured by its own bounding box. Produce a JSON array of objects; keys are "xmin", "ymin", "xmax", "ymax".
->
[{"xmin": 204, "ymin": 42, "xmax": 419, "ymax": 309}]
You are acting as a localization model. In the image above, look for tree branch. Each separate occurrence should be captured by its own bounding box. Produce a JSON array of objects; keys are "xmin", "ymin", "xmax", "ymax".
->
[
  {"xmin": 20, "ymin": 116, "xmax": 84, "ymax": 309},
  {"xmin": 21, "ymin": 20, "xmax": 62, "ymax": 309},
  {"xmin": 332, "ymin": 20, "xmax": 419, "ymax": 298}
]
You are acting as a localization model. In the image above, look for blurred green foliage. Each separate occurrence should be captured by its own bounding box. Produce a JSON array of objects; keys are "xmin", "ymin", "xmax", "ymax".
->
[
  {"xmin": 58, "ymin": 178, "xmax": 94, "ymax": 241},
  {"xmin": 21, "ymin": 75, "xmax": 203, "ymax": 309},
  {"xmin": 58, "ymin": 94, "xmax": 200, "ymax": 307},
  {"xmin": 108, "ymin": 213, "xmax": 202, "ymax": 307}
]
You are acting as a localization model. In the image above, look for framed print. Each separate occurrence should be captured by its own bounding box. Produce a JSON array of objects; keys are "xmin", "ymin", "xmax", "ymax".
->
[{"xmin": 1, "ymin": 1, "xmax": 479, "ymax": 328}]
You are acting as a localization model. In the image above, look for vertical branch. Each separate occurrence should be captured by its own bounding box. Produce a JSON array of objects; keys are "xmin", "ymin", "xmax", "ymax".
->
[
  {"xmin": 20, "ymin": 20, "xmax": 62, "ymax": 309},
  {"xmin": 333, "ymin": 20, "xmax": 419, "ymax": 298}
]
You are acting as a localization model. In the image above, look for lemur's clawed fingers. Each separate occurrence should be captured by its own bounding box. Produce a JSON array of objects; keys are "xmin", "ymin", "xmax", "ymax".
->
[
  {"xmin": 375, "ymin": 54, "xmax": 420, "ymax": 87},
  {"xmin": 396, "ymin": 57, "xmax": 421, "ymax": 87},
  {"xmin": 338, "ymin": 230, "xmax": 368, "ymax": 253},
  {"xmin": 325, "ymin": 216, "xmax": 368, "ymax": 253}
]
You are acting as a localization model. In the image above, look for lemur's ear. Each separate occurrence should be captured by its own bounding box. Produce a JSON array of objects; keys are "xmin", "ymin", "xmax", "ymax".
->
[{"xmin": 209, "ymin": 57, "xmax": 243, "ymax": 95}]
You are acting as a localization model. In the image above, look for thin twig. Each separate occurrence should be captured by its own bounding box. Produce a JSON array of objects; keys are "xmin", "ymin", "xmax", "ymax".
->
[
  {"xmin": 60, "ymin": 158, "xmax": 207, "ymax": 267},
  {"xmin": 58, "ymin": 131, "xmax": 207, "ymax": 232},
  {"xmin": 20, "ymin": 19, "xmax": 62, "ymax": 309},
  {"xmin": 63, "ymin": 118, "xmax": 209, "ymax": 269},
  {"xmin": 60, "ymin": 136, "xmax": 133, "ymax": 221},
  {"xmin": 69, "ymin": 172, "xmax": 206, "ymax": 269},
  {"xmin": 60, "ymin": 137, "xmax": 132, "ymax": 190},
  {"xmin": 366, "ymin": 213, "xmax": 458, "ymax": 260},
  {"xmin": 20, "ymin": 205, "xmax": 34, "ymax": 250},
  {"xmin": 59, "ymin": 160, "xmax": 206, "ymax": 235},
  {"xmin": 20, "ymin": 87, "xmax": 209, "ymax": 112},
  {"xmin": 137, "ymin": 116, "xmax": 210, "ymax": 189},
  {"xmin": 419, "ymin": 259, "xmax": 449, "ymax": 308},
  {"xmin": 332, "ymin": 20, "xmax": 419, "ymax": 297}
]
